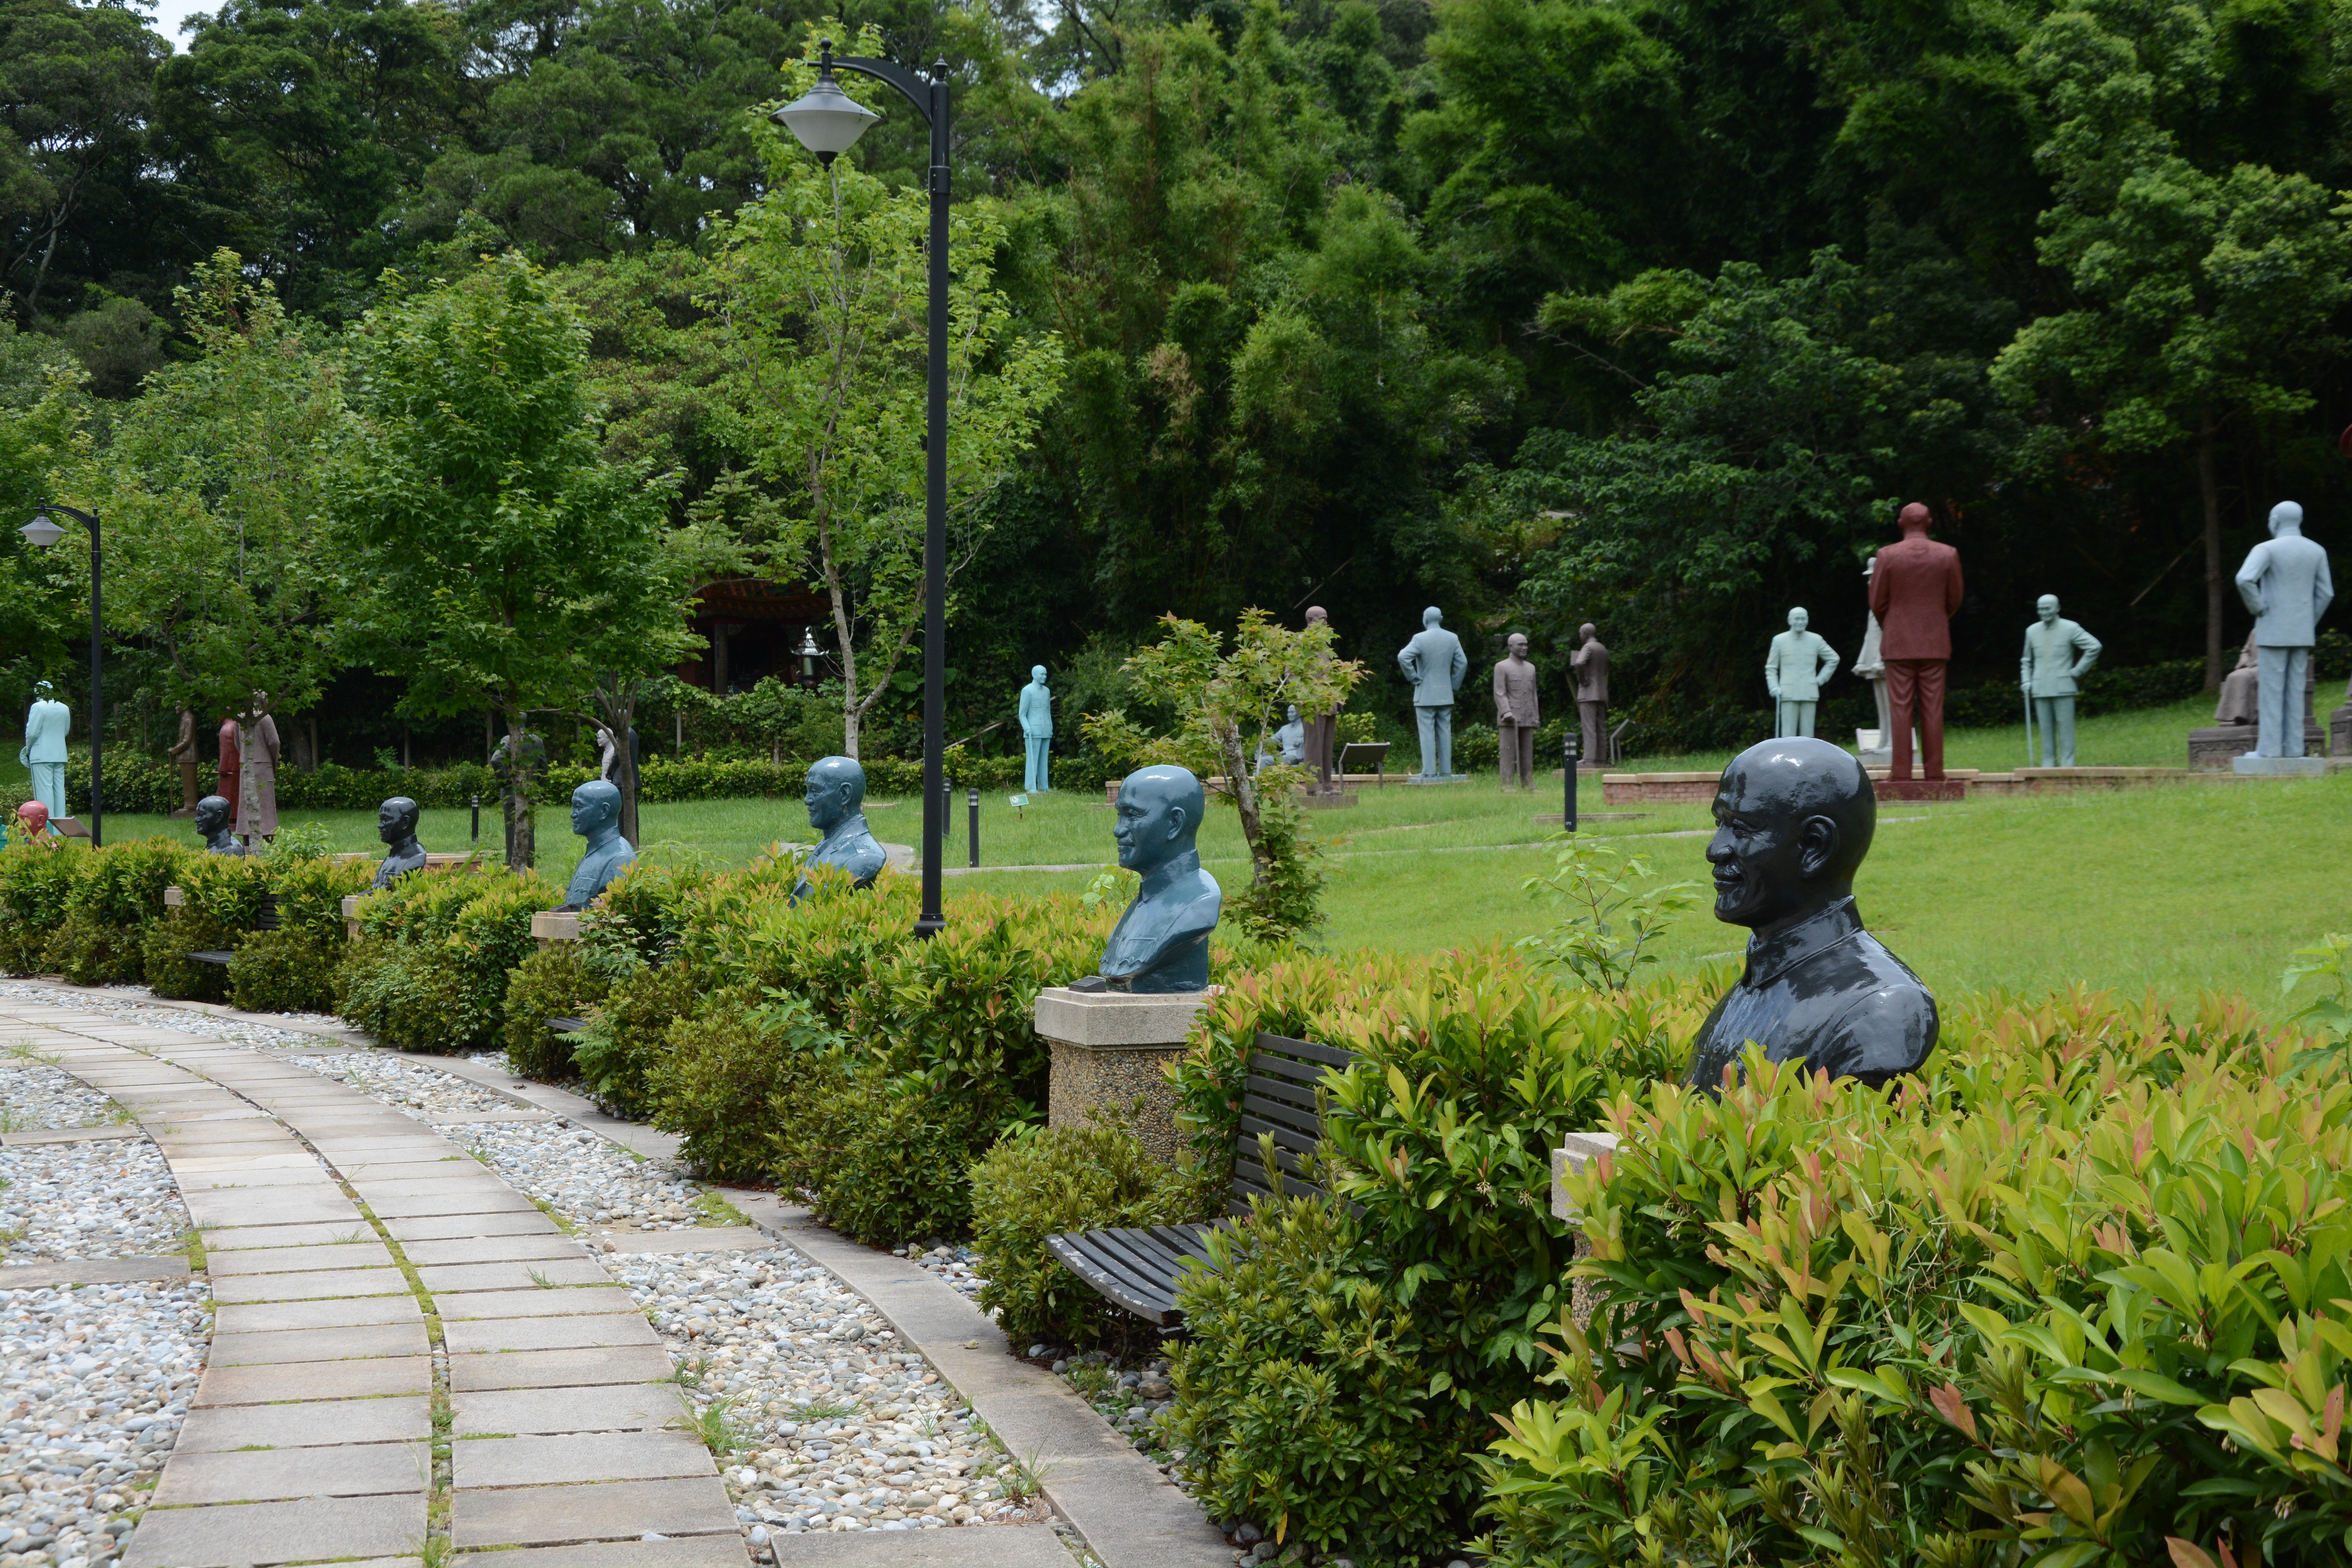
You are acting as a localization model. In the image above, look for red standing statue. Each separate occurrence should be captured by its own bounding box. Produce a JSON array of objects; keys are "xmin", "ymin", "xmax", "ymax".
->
[
  {"xmin": 1867, "ymin": 503, "xmax": 1964, "ymax": 782},
  {"xmin": 216, "ymin": 714, "xmax": 241, "ymax": 821}
]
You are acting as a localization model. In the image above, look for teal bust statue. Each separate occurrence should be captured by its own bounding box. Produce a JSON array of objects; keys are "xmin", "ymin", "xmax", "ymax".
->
[
  {"xmin": 372, "ymin": 796, "xmax": 428, "ymax": 889},
  {"xmin": 560, "ymin": 779, "xmax": 636, "ymax": 910},
  {"xmin": 1019, "ymin": 666, "xmax": 1053, "ymax": 792},
  {"xmin": 1084, "ymin": 765, "xmax": 1222, "ymax": 993},
  {"xmin": 793, "ymin": 755, "xmax": 887, "ymax": 904}
]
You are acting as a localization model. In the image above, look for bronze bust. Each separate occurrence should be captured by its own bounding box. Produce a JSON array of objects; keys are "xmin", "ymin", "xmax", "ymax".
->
[
  {"xmin": 372, "ymin": 796, "xmax": 428, "ymax": 888},
  {"xmin": 1683, "ymin": 738, "xmax": 1936, "ymax": 1092},
  {"xmin": 191, "ymin": 794, "xmax": 242, "ymax": 855}
]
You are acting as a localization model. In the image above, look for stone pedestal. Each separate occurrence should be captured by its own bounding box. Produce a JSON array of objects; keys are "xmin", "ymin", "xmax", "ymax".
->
[
  {"xmin": 1034, "ymin": 987, "xmax": 1210, "ymax": 1168},
  {"xmin": 2232, "ymin": 754, "xmax": 2328, "ymax": 777},
  {"xmin": 2331, "ymin": 702, "xmax": 2352, "ymax": 756},
  {"xmin": 163, "ymin": 886, "xmax": 184, "ymax": 909},
  {"xmin": 1550, "ymin": 1131, "xmax": 1622, "ymax": 1329},
  {"xmin": 532, "ymin": 910, "xmax": 581, "ymax": 949},
  {"xmin": 342, "ymin": 894, "xmax": 365, "ymax": 940},
  {"xmin": 2191, "ymin": 722, "xmax": 2323, "ymax": 769}
]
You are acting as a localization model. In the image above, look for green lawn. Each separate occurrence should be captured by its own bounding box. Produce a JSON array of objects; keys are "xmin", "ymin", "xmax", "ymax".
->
[{"xmin": 83, "ymin": 692, "xmax": 2350, "ymax": 1014}]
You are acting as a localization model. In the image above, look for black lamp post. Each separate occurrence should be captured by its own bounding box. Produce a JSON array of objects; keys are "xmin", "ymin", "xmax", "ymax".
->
[
  {"xmin": 775, "ymin": 40, "xmax": 950, "ymax": 940},
  {"xmin": 18, "ymin": 503, "xmax": 102, "ymax": 848}
]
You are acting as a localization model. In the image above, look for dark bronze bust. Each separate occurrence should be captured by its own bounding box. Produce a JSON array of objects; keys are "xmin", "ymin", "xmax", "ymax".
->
[
  {"xmin": 191, "ymin": 794, "xmax": 242, "ymax": 855},
  {"xmin": 1683, "ymin": 738, "xmax": 1936, "ymax": 1092},
  {"xmin": 373, "ymin": 796, "xmax": 428, "ymax": 888}
]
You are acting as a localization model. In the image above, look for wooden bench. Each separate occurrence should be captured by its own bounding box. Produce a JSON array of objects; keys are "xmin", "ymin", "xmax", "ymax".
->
[
  {"xmin": 180, "ymin": 893, "xmax": 281, "ymax": 968},
  {"xmin": 1044, "ymin": 1032, "xmax": 1354, "ymax": 1327}
]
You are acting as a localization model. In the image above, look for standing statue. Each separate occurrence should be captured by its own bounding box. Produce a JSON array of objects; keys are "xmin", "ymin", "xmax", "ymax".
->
[
  {"xmin": 1869, "ymin": 503, "xmax": 1965, "ymax": 780},
  {"xmin": 2234, "ymin": 501, "xmax": 2335, "ymax": 760},
  {"xmin": 1019, "ymin": 666, "xmax": 1054, "ymax": 793},
  {"xmin": 1683, "ymin": 738, "xmax": 1937, "ymax": 1093},
  {"xmin": 216, "ymin": 713, "xmax": 241, "ymax": 821},
  {"xmin": 372, "ymin": 796, "xmax": 429, "ymax": 889},
  {"xmin": 791, "ymin": 756, "xmax": 887, "ymax": 905},
  {"xmin": 1764, "ymin": 608, "xmax": 1839, "ymax": 740},
  {"xmin": 1075, "ymin": 765, "xmax": 1222, "ymax": 993},
  {"xmin": 2020, "ymin": 595, "xmax": 2103, "ymax": 768},
  {"xmin": 1493, "ymin": 633, "xmax": 1541, "ymax": 789},
  {"xmin": 191, "ymin": 795, "xmax": 243, "ymax": 855},
  {"xmin": 167, "ymin": 708, "xmax": 200, "ymax": 818},
  {"xmin": 1852, "ymin": 561, "xmax": 1891, "ymax": 752},
  {"xmin": 491, "ymin": 730, "xmax": 548, "ymax": 867},
  {"xmin": 18, "ymin": 681, "xmax": 67, "ymax": 820},
  {"xmin": 557, "ymin": 779, "xmax": 637, "ymax": 911},
  {"xmin": 1302, "ymin": 608, "xmax": 1342, "ymax": 792},
  {"xmin": 596, "ymin": 726, "xmax": 619, "ymax": 782},
  {"xmin": 234, "ymin": 691, "xmax": 280, "ymax": 844},
  {"xmin": 1397, "ymin": 606, "xmax": 1469, "ymax": 780},
  {"xmin": 1571, "ymin": 624, "xmax": 1609, "ymax": 767}
]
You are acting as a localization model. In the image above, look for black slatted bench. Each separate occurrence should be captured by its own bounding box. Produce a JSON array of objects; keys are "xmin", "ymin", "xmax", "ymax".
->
[
  {"xmin": 1044, "ymin": 1031, "xmax": 1355, "ymax": 1328},
  {"xmin": 188, "ymin": 894, "xmax": 280, "ymax": 967}
]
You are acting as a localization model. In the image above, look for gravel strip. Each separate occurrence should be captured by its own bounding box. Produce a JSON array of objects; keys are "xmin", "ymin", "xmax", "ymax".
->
[
  {"xmin": 0, "ymin": 1060, "xmax": 186, "ymax": 1268},
  {"xmin": 284, "ymin": 1053, "xmax": 512, "ymax": 1119},
  {"xmin": 0, "ymin": 1059, "xmax": 114, "ymax": 1136}
]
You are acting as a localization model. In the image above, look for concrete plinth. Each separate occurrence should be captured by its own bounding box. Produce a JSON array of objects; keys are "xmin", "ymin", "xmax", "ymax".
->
[
  {"xmin": 2192, "ymin": 722, "xmax": 2322, "ymax": 769},
  {"xmin": 1873, "ymin": 777, "xmax": 1968, "ymax": 802},
  {"xmin": 2232, "ymin": 754, "xmax": 2329, "ymax": 777},
  {"xmin": 2332, "ymin": 702, "xmax": 2352, "ymax": 756},
  {"xmin": 532, "ymin": 911, "xmax": 581, "ymax": 949},
  {"xmin": 1550, "ymin": 1131, "xmax": 1622, "ymax": 1329},
  {"xmin": 1034, "ymin": 987, "xmax": 1210, "ymax": 1168}
]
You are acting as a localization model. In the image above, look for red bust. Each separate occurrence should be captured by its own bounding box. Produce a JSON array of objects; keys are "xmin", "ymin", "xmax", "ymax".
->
[{"xmin": 1867, "ymin": 503, "xmax": 1964, "ymax": 779}]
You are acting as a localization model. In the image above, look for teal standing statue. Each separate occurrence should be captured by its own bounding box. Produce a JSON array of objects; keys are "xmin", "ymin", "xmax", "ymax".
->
[
  {"xmin": 792, "ymin": 756, "xmax": 887, "ymax": 904},
  {"xmin": 2020, "ymin": 595, "xmax": 2102, "ymax": 767},
  {"xmin": 1397, "ymin": 607, "xmax": 1469, "ymax": 780},
  {"xmin": 559, "ymin": 780, "xmax": 636, "ymax": 910},
  {"xmin": 1019, "ymin": 666, "xmax": 1053, "ymax": 792},
  {"xmin": 1073, "ymin": 765, "xmax": 1221, "ymax": 993},
  {"xmin": 18, "ymin": 681, "xmax": 68, "ymax": 820},
  {"xmin": 1764, "ymin": 609, "xmax": 1838, "ymax": 739}
]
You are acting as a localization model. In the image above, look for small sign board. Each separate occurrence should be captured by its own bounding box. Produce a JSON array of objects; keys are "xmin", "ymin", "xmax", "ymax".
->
[{"xmin": 48, "ymin": 816, "xmax": 91, "ymax": 839}]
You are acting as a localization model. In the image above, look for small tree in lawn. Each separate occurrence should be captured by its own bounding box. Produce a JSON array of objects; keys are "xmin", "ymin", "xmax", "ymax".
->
[
  {"xmin": 1112, "ymin": 610, "xmax": 1363, "ymax": 941},
  {"xmin": 327, "ymin": 252, "xmax": 694, "ymax": 869}
]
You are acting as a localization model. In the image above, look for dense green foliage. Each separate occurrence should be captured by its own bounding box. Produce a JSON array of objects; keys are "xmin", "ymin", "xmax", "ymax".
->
[{"xmin": 334, "ymin": 863, "xmax": 559, "ymax": 1051}]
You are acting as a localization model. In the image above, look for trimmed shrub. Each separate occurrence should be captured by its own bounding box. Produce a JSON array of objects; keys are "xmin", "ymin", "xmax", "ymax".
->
[
  {"xmin": 786, "ymin": 1063, "xmax": 992, "ymax": 1243},
  {"xmin": 335, "ymin": 866, "xmax": 559, "ymax": 1052},
  {"xmin": 227, "ymin": 928, "xmax": 341, "ymax": 1013},
  {"xmin": 968, "ymin": 1110, "xmax": 1211, "ymax": 1350},
  {"xmin": 501, "ymin": 942, "xmax": 614, "ymax": 1081},
  {"xmin": 569, "ymin": 957, "xmax": 698, "ymax": 1117},
  {"xmin": 648, "ymin": 987, "xmax": 840, "ymax": 1182},
  {"xmin": 0, "ymin": 842, "xmax": 88, "ymax": 975},
  {"xmin": 44, "ymin": 837, "xmax": 189, "ymax": 984},
  {"xmin": 141, "ymin": 909, "xmax": 238, "ymax": 1002}
]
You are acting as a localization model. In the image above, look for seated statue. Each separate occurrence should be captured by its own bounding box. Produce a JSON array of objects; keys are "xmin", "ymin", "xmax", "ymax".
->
[
  {"xmin": 1682, "ymin": 737, "xmax": 1937, "ymax": 1093},
  {"xmin": 791, "ymin": 756, "xmax": 887, "ymax": 904},
  {"xmin": 191, "ymin": 794, "xmax": 243, "ymax": 855},
  {"xmin": 372, "ymin": 796, "xmax": 429, "ymax": 889},
  {"xmin": 1081, "ymin": 765, "xmax": 1222, "ymax": 993},
  {"xmin": 558, "ymin": 779, "xmax": 636, "ymax": 911},
  {"xmin": 2216, "ymin": 632, "xmax": 2259, "ymax": 724}
]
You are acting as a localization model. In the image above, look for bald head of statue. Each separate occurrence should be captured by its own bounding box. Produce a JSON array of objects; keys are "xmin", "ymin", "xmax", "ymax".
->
[
  {"xmin": 804, "ymin": 755, "xmax": 866, "ymax": 835},
  {"xmin": 1684, "ymin": 737, "xmax": 1933, "ymax": 1094},
  {"xmin": 1706, "ymin": 738, "xmax": 1875, "ymax": 933},
  {"xmin": 1112, "ymin": 765, "xmax": 1205, "ymax": 876}
]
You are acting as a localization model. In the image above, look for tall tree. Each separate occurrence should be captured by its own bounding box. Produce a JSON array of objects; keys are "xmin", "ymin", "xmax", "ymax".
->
[{"xmin": 327, "ymin": 251, "xmax": 692, "ymax": 867}]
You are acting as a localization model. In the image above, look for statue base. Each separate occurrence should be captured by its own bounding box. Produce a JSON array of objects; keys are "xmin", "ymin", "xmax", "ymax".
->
[
  {"xmin": 1296, "ymin": 791, "xmax": 1357, "ymax": 809},
  {"xmin": 1406, "ymin": 774, "xmax": 1470, "ymax": 785},
  {"xmin": 2332, "ymin": 702, "xmax": 2352, "ymax": 756},
  {"xmin": 1034, "ymin": 987, "xmax": 1211, "ymax": 1169},
  {"xmin": 2190, "ymin": 723, "xmax": 2322, "ymax": 769},
  {"xmin": 532, "ymin": 911, "xmax": 582, "ymax": 947},
  {"xmin": 2231, "ymin": 754, "xmax": 2328, "ymax": 777},
  {"xmin": 1873, "ymin": 778, "xmax": 1967, "ymax": 802}
]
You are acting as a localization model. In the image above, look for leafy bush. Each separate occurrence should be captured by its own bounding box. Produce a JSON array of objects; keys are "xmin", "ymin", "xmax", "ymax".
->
[
  {"xmin": 141, "ymin": 908, "xmax": 239, "ymax": 1002},
  {"xmin": 785, "ymin": 1062, "xmax": 992, "ymax": 1243},
  {"xmin": 335, "ymin": 866, "xmax": 558, "ymax": 1051},
  {"xmin": 1170, "ymin": 1185, "xmax": 1484, "ymax": 1565},
  {"xmin": 648, "ymin": 987, "xmax": 839, "ymax": 1182},
  {"xmin": 0, "ymin": 842, "xmax": 88, "ymax": 974},
  {"xmin": 41, "ymin": 837, "xmax": 189, "ymax": 984},
  {"xmin": 227, "ymin": 928, "xmax": 341, "ymax": 1013},
  {"xmin": 968, "ymin": 1109, "xmax": 1212, "ymax": 1349},
  {"xmin": 500, "ymin": 942, "xmax": 614, "ymax": 1080},
  {"xmin": 1483, "ymin": 988, "xmax": 2333, "ymax": 1568},
  {"xmin": 568, "ymin": 957, "xmax": 698, "ymax": 1117}
]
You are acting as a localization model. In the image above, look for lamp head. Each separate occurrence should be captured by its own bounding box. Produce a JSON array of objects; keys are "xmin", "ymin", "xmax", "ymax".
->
[
  {"xmin": 18, "ymin": 513, "xmax": 63, "ymax": 550},
  {"xmin": 775, "ymin": 42, "xmax": 880, "ymax": 164}
]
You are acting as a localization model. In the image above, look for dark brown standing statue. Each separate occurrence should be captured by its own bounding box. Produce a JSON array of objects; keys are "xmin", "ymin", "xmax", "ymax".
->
[
  {"xmin": 1867, "ymin": 504, "xmax": 1964, "ymax": 785},
  {"xmin": 167, "ymin": 709, "xmax": 200, "ymax": 818},
  {"xmin": 1570, "ymin": 624, "xmax": 1609, "ymax": 767}
]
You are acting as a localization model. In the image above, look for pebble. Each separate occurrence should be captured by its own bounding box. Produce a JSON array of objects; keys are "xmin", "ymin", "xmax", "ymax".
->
[
  {"xmin": 285, "ymin": 1053, "xmax": 511, "ymax": 1118},
  {"xmin": 899, "ymin": 1243, "xmax": 986, "ymax": 1301}
]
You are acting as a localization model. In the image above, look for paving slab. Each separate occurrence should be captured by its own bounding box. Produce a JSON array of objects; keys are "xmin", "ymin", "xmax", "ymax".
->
[
  {"xmin": 196, "ymin": 1356, "xmax": 436, "ymax": 1407},
  {"xmin": 208, "ymin": 1322, "xmax": 433, "ymax": 1367},
  {"xmin": 403, "ymin": 1234, "xmax": 592, "ymax": 1267},
  {"xmin": 450, "ymin": 1476, "xmax": 737, "ymax": 1549},
  {"xmin": 417, "ymin": 1258, "xmax": 612, "ymax": 1292},
  {"xmin": 446, "ymin": 1345, "xmax": 679, "ymax": 1392},
  {"xmin": 0, "ymin": 1255, "xmax": 191, "ymax": 1289},
  {"xmin": 178, "ymin": 1166, "xmax": 342, "ymax": 1191},
  {"xmin": 451, "ymin": 1383, "xmax": 689, "ymax": 1437},
  {"xmin": 172, "ymin": 1150, "xmax": 328, "ymax": 1172},
  {"xmin": 443, "ymin": 1314, "xmax": 661, "ymax": 1355},
  {"xmin": 214, "ymin": 1294, "xmax": 423, "ymax": 1334},
  {"xmin": 452, "ymin": 1429, "xmax": 714, "ymax": 1489},
  {"xmin": 361, "ymin": 1185, "xmax": 543, "ymax": 1219},
  {"xmin": 434, "ymin": 1286, "xmax": 642, "ymax": 1319},
  {"xmin": 203, "ymin": 1220, "xmax": 384, "ymax": 1251},
  {"xmin": 211, "ymin": 1266, "xmax": 414, "ymax": 1304},
  {"xmin": 206, "ymin": 1240, "xmax": 397, "ymax": 1276},
  {"xmin": 339, "ymin": 1159, "xmax": 497, "ymax": 1182},
  {"xmin": 150, "ymin": 1441, "xmax": 428, "ymax": 1505},
  {"xmin": 183, "ymin": 1188, "xmax": 363, "ymax": 1228},
  {"xmin": 178, "ymin": 1396, "xmax": 434, "ymax": 1453},
  {"xmin": 456, "ymin": 1542, "xmax": 750, "ymax": 1568},
  {"xmin": 121, "ymin": 1491, "xmax": 428, "ymax": 1568},
  {"xmin": 384, "ymin": 1210, "xmax": 563, "ymax": 1242},
  {"xmin": 0, "ymin": 1123, "xmax": 142, "ymax": 1146}
]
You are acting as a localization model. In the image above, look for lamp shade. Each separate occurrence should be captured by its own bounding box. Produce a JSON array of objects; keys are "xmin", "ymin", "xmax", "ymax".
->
[
  {"xmin": 774, "ymin": 77, "xmax": 881, "ymax": 159},
  {"xmin": 18, "ymin": 513, "xmax": 63, "ymax": 549}
]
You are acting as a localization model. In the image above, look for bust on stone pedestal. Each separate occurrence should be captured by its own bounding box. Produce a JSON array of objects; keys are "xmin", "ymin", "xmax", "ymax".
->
[
  {"xmin": 558, "ymin": 780, "xmax": 636, "ymax": 911},
  {"xmin": 373, "ymin": 796, "xmax": 429, "ymax": 889},
  {"xmin": 1084, "ymin": 764, "xmax": 1222, "ymax": 993},
  {"xmin": 791, "ymin": 756, "xmax": 887, "ymax": 905}
]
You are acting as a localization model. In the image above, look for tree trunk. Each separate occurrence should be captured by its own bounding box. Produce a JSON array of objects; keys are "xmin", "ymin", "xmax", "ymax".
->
[
  {"xmin": 2199, "ymin": 404, "xmax": 2225, "ymax": 690},
  {"xmin": 822, "ymin": 536, "xmax": 859, "ymax": 761},
  {"xmin": 1219, "ymin": 728, "xmax": 1271, "ymax": 886},
  {"xmin": 505, "ymin": 704, "xmax": 535, "ymax": 870}
]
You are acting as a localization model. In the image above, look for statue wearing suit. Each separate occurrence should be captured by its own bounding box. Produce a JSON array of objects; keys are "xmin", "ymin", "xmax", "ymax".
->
[
  {"xmin": 1764, "ymin": 608, "xmax": 1838, "ymax": 739},
  {"xmin": 1397, "ymin": 606, "xmax": 1469, "ymax": 780},
  {"xmin": 1868, "ymin": 503, "xmax": 1965, "ymax": 780},
  {"xmin": 1493, "ymin": 633, "xmax": 1541, "ymax": 788},
  {"xmin": 1093, "ymin": 766, "xmax": 1221, "ymax": 993},
  {"xmin": 2234, "ymin": 501, "xmax": 2334, "ymax": 760},
  {"xmin": 1571, "ymin": 624, "xmax": 1609, "ymax": 767},
  {"xmin": 2020, "ymin": 595, "xmax": 2102, "ymax": 767},
  {"xmin": 1019, "ymin": 667, "xmax": 1053, "ymax": 792},
  {"xmin": 18, "ymin": 682, "xmax": 68, "ymax": 819},
  {"xmin": 791, "ymin": 756, "xmax": 887, "ymax": 905},
  {"xmin": 559, "ymin": 780, "xmax": 637, "ymax": 910}
]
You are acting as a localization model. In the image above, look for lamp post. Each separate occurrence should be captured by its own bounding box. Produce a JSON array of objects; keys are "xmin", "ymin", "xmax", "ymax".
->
[
  {"xmin": 774, "ymin": 40, "xmax": 951, "ymax": 939},
  {"xmin": 796, "ymin": 628, "xmax": 825, "ymax": 691},
  {"xmin": 18, "ymin": 504, "xmax": 102, "ymax": 848}
]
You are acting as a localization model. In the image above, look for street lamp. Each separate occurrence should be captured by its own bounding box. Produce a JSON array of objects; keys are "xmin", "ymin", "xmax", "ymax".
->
[
  {"xmin": 796, "ymin": 628, "xmax": 825, "ymax": 691},
  {"xmin": 775, "ymin": 40, "xmax": 951, "ymax": 939},
  {"xmin": 17, "ymin": 503, "xmax": 102, "ymax": 848}
]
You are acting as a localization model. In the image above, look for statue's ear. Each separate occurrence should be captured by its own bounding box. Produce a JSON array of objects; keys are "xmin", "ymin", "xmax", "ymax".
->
[{"xmin": 1797, "ymin": 814, "xmax": 1840, "ymax": 880}]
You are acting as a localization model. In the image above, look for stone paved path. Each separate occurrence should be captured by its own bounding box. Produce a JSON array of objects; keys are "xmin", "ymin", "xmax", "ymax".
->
[{"xmin": 0, "ymin": 1000, "xmax": 743, "ymax": 1568}]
